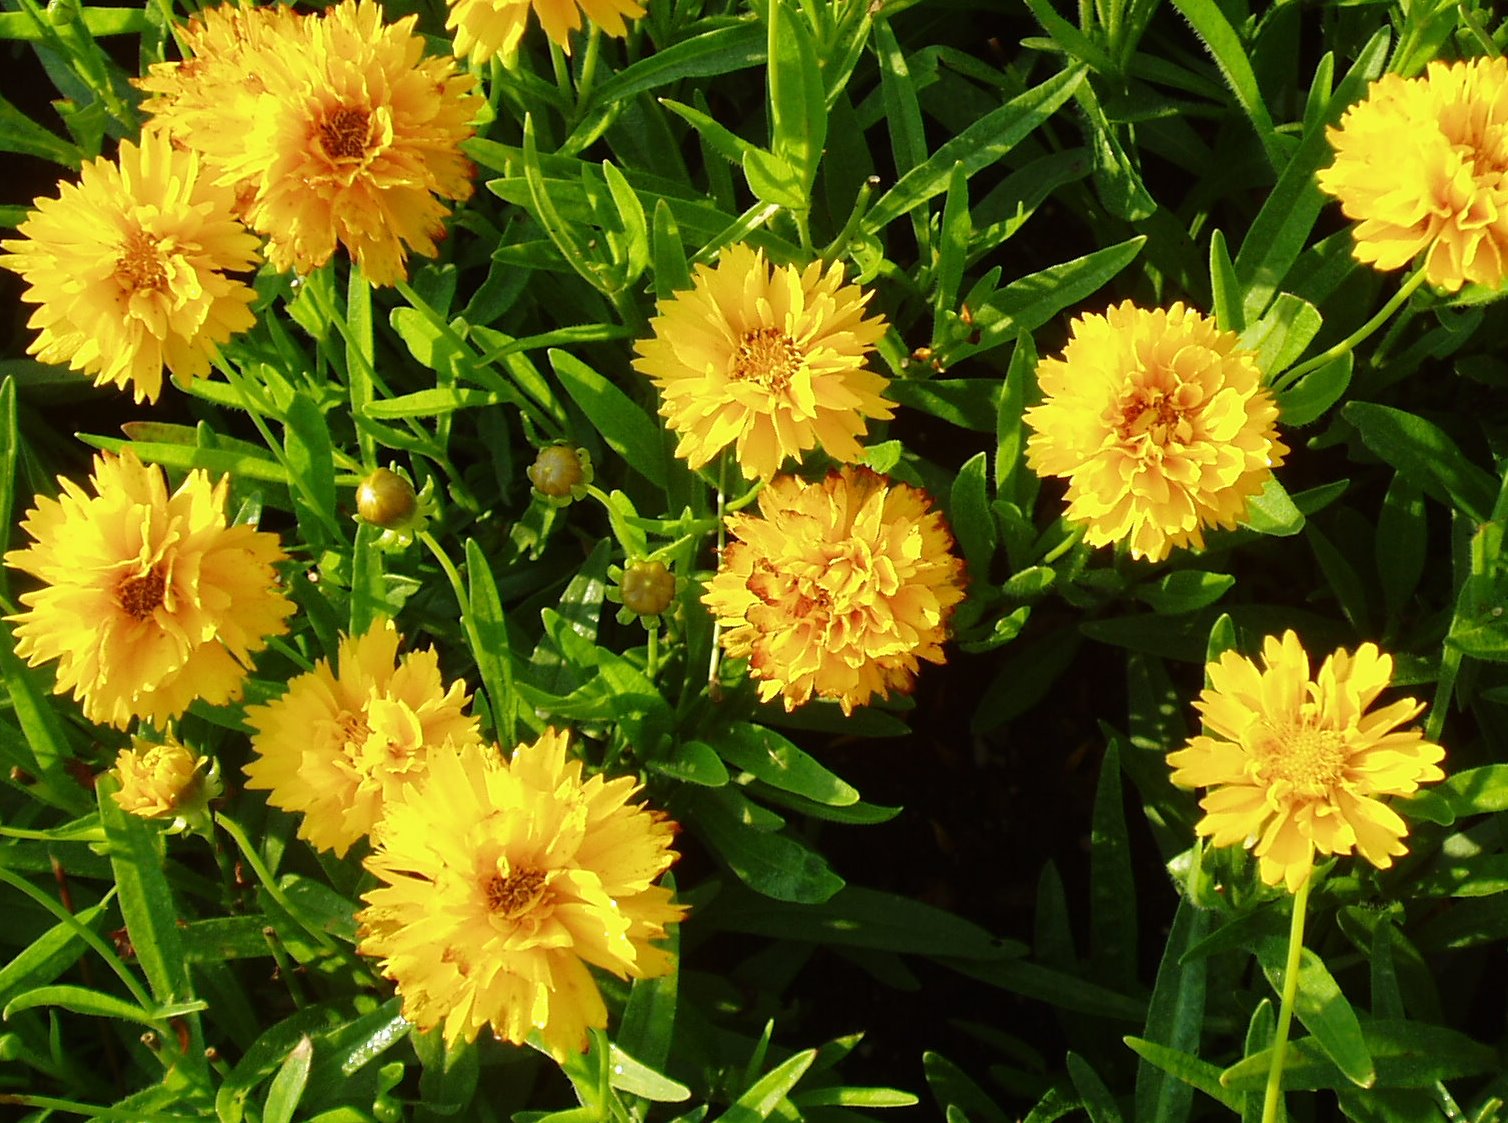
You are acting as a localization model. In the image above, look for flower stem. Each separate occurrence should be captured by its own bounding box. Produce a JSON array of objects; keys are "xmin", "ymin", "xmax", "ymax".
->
[
  {"xmin": 1272, "ymin": 266, "xmax": 1429, "ymax": 392},
  {"xmin": 1262, "ymin": 871, "xmax": 1313, "ymax": 1123}
]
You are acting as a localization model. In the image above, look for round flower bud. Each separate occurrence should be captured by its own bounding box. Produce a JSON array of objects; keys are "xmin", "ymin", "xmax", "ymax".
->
[
  {"xmin": 527, "ymin": 444, "xmax": 591, "ymax": 502},
  {"xmin": 356, "ymin": 468, "xmax": 419, "ymax": 530},
  {"xmin": 620, "ymin": 560, "xmax": 676, "ymax": 618},
  {"xmin": 112, "ymin": 735, "xmax": 219, "ymax": 827}
]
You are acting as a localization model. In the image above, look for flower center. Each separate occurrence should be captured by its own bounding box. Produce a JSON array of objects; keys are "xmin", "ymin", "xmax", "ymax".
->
[
  {"xmin": 730, "ymin": 328, "xmax": 803, "ymax": 392},
  {"xmin": 1255, "ymin": 721, "xmax": 1349, "ymax": 794},
  {"xmin": 319, "ymin": 106, "xmax": 371, "ymax": 162},
  {"xmin": 484, "ymin": 867, "xmax": 547, "ymax": 919},
  {"xmin": 1117, "ymin": 383, "xmax": 1189, "ymax": 446},
  {"xmin": 338, "ymin": 711, "xmax": 372, "ymax": 750},
  {"xmin": 114, "ymin": 230, "xmax": 169, "ymax": 294},
  {"xmin": 116, "ymin": 569, "xmax": 166, "ymax": 621}
]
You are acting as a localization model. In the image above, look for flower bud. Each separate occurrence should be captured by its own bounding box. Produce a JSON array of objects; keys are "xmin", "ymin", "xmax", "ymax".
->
[
  {"xmin": 620, "ymin": 559, "xmax": 676, "ymax": 618},
  {"xmin": 112, "ymin": 735, "xmax": 219, "ymax": 826},
  {"xmin": 356, "ymin": 468, "xmax": 419, "ymax": 530},
  {"xmin": 527, "ymin": 444, "xmax": 591, "ymax": 503}
]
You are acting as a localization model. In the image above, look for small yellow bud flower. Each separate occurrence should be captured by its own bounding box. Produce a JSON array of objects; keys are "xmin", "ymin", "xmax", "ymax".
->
[
  {"xmin": 620, "ymin": 560, "xmax": 676, "ymax": 618},
  {"xmin": 527, "ymin": 444, "xmax": 592, "ymax": 504},
  {"xmin": 356, "ymin": 468, "xmax": 418, "ymax": 530},
  {"xmin": 112, "ymin": 736, "xmax": 219, "ymax": 828}
]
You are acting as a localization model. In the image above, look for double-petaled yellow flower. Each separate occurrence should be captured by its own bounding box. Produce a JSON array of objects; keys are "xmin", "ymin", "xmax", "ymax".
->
[
  {"xmin": 0, "ymin": 129, "xmax": 260, "ymax": 404},
  {"xmin": 357, "ymin": 730, "xmax": 685, "ymax": 1059},
  {"xmin": 1319, "ymin": 57, "xmax": 1508, "ymax": 292},
  {"xmin": 633, "ymin": 243, "xmax": 894, "ymax": 482},
  {"xmin": 1024, "ymin": 301, "xmax": 1287, "ymax": 563},
  {"xmin": 4, "ymin": 450, "xmax": 293, "ymax": 729},
  {"xmin": 703, "ymin": 466, "xmax": 966, "ymax": 714},
  {"xmin": 112, "ymin": 734, "xmax": 217, "ymax": 824},
  {"xmin": 1168, "ymin": 631, "xmax": 1446, "ymax": 892},
  {"xmin": 244, "ymin": 618, "xmax": 483, "ymax": 857},
  {"xmin": 139, "ymin": 0, "xmax": 480, "ymax": 286}
]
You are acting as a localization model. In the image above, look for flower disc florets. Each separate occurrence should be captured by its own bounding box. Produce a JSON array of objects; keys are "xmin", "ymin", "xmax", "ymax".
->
[
  {"xmin": 1168, "ymin": 631, "xmax": 1446, "ymax": 892},
  {"xmin": 1318, "ymin": 57, "xmax": 1508, "ymax": 291},
  {"xmin": 1023, "ymin": 301, "xmax": 1288, "ymax": 563},
  {"xmin": 703, "ymin": 466, "xmax": 967, "ymax": 714}
]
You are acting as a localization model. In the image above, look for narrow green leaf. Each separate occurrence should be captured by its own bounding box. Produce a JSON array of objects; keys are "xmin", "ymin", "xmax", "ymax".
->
[
  {"xmin": 1256, "ymin": 938, "xmax": 1375, "ymax": 1087},
  {"xmin": 1090, "ymin": 739, "xmax": 1136, "ymax": 989},
  {"xmin": 932, "ymin": 162, "xmax": 972, "ymax": 341},
  {"xmin": 1403, "ymin": 764, "xmax": 1508, "ymax": 826},
  {"xmin": 1125, "ymin": 1037, "xmax": 1241, "ymax": 1113},
  {"xmin": 345, "ymin": 265, "xmax": 375, "ymax": 463},
  {"xmin": 361, "ymin": 388, "xmax": 505, "ymax": 418},
  {"xmin": 1219, "ymin": 1020, "xmax": 1494, "ymax": 1091},
  {"xmin": 1209, "ymin": 230, "xmax": 1244, "ymax": 335},
  {"xmin": 603, "ymin": 159, "xmax": 649, "ymax": 284},
  {"xmin": 4, "ymin": 983, "xmax": 163, "ymax": 1029},
  {"xmin": 608, "ymin": 1043, "xmax": 692, "ymax": 1102},
  {"xmin": 0, "ymin": 901, "xmax": 109, "ymax": 1010},
  {"xmin": 0, "ymin": 620, "xmax": 88, "ymax": 814},
  {"xmin": 765, "ymin": 0, "xmax": 825, "ymax": 191},
  {"xmin": 1376, "ymin": 474, "xmax": 1427, "ymax": 624},
  {"xmin": 1133, "ymin": 902, "xmax": 1218, "ymax": 1120},
  {"xmin": 865, "ymin": 66, "xmax": 1086, "ymax": 233},
  {"xmin": 1067, "ymin": 1053, "xmax": 1125, "ymax": 1123},
  {"xmin": 263, "ymin": 1038, "xmax": 313, "ymax": 1123},
  {"xmin": 652, "ymin": 198, "xmax": 692, "ymax": 299},
  {"xmin": 617, "ymin": 917, "xmax": 680, "ymax": 1073},
  {"xmin": 714, "ymin": 1049, "xmax": 816, "ymax": 1122},
  {"xmin": 0, "ymin": 93, "xmax": 83, "ymax": 166},
  {"xmin": 464, "ymin": 538, "xmax": 521, "ymax": 744},
  {"xmin": 549, "ymin": 349, "xmax": 668, "ymax": 490},
  {"xmin": 717, "ymin": 722, "xmax": 858, "ymax": 806},
  {"xmin": 589, "ymin": 23, "xmax": 765, "ymax": 107},
  {"xmin": 1345, "ymin": 401, "xmax": 1496, "ymax": 522},
  {"xmin": 78, "ymin": 435, "xmax": 292, "ymax": 487},
  {"xmin": 1135, "ymin": 571, "xmax": 1235, "ymax": 616},
  {"xmin": 1276, "ymin": 353, "xmax": 1351, "ymax": 427},
  {"xmin": 282, "ymin": 391, "xmax": 338, "ymax": 542},
  {"xmin": 1169, "ymin": 0, "xmax": 1284, "ymax": 168},
  {"xmin": 1239, "ymin": 293, "xmax": 1322, "ymax": 379},
  {"xmin": 413, "ymin": 1030, "xmax": 479, "ymax": 1123},
  {"xmin": 996, "ymin": 332, "xmax": 1039, "ymax": 507},
  {"xmin": 683, "ymin": 788, "xmax": 844, "ymax": 904},
  {"xmin": 950, "ymin": 451, "xmax": 996, "ymax": 582},
  {"xmin": 1241, "ymin": 475, "xmax": 1305, "ymax": 537}
]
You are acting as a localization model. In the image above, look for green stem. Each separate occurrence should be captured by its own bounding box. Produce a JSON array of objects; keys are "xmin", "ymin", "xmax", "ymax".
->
[
  {"xmin": 576, "ymin": 25, "xmax": 603, "ymax": 112},
  {"xmin": 1273, "ymin": 267, "xmax": 1429, "ymax": 392},
  {"xmin": 215, "ymin": 813, "xmax": 337, "ymax": 953},
  {"xmin": 646, "ymin": 625, "xmax": 660, "ymax": 681},
  {"xmin": 1262, "ymin": 871, "xmax": 1313, "ymax": 1123}
]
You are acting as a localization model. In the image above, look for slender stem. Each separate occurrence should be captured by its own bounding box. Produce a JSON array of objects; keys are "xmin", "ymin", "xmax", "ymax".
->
[
  {"xmin": 706, "ymin": 456, "xmax": 728, "ymax": 695},
  {"xmin": 215, "ymin": 813, "xmax": 337, "ymax": 952},
  {"xmin": 1262, "ymin": 871, "xmax": 1313, "ymax": 1123},
  {"xmin": 646, "ymin": 625, "xmax": 660, "ymax": 681},
  {"xmin": 419, "ymin": 530, "xmax": 470, "ymax": 617},
  {"xmin": 1273, "ymin": 267, "xmax": 1429, "ymax": 392},
  {"xmin": 576, "ymin": 25, "xmax": 603, "ymax": 111}
]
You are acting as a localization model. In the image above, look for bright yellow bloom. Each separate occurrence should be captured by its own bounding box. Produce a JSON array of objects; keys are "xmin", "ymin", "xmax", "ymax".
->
[
  {"xmin": 447, "ymin": 0, "xmax": 644, "ymax": 62},
  {"xmin": 0, "ymin": 129, "xmax": 259, "ymax": 404},
  {"xmin": 1023, "ymin": 301, "xmax": 1287, "ymax": 563},
  {"xmin": 633, "ymin": 243, "xmax": 894, "ymax": 482},
  {"xmin": 357, "ymin": 731, "xmax": 686, "ymax": 1059},
  {"xmin": 243, "ymin": 618, "xmax": 483, "ymax": 857},
  {"xmin": 140, "ymin": 0, "xmax": 481, "ymax": 286},
  {"xmin": 703, "ymin": 466, "xmax": 966, "ymax": 714},
  {"xmin": 4, "ymin": 450, "xmax": 293, "ymax": 730},
  {"xmin": 112, "ymin": 734, "xmax": 218, "ymax": 823},
  {"xmin": 1318, "ymin": 57, "xmax": 1508, "ymax": 292},
  {"xmin": 1168, "ymin": 631, "xmax": 1445, "ymax": 893}
]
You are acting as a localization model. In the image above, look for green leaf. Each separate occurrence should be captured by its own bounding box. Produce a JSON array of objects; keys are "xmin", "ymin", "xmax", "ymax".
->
[
  {"xmin": 464, "ymin": 538, "xmax": 522, "ymax": 744},
  {"xmin": 1074, "ymin": 82, "xmax": 1155, "ymax": 222},
  {"xmin": 361, "ymin": 388, "xmax": 505, "ymax": 419},
  {"xmin": 1169, "ymin": 0, "xmax": 1284, "ymax": 169},
  {"xmin": 411, "ymin": 1030, "xmax": 478, "ymax": 1123},
  {"xmin": 682, "ymin": 787, "xmax": 844, "ymax": 904},
  {"xmin": 263, "ymin": 1038, "xmax": 313, "ymax": 1123},
  {"xmin": 1209, "ymin": 230, "xmax": 1244, "ymax": 335},
  {"xmin": 616, "ymin": 918, "xmax": 679, "ymax": 1074},
  {"xmin": 79, "ymin": 434, "xmax": 291, "ymax": 487},
  {"xmin": 924, "ymin": 1052, "xmax": 1012, "ymax": 1123},
  {"xmin": 864, "ymin": 66, "xmax": 1086, "ymax": 233},
  {"xmin": 995, "ymin": 332, "xmax": 1039, "ymax": 507},
  {"xmin": 0, "ymin": 901, "xmax": 109, "ymax": 1010},
  {"xmin": 1376, "ymin": 474, "xmax": 1426, "ymax": 624},
  {"xmin": 4, "ymin": 983, "xmax": 164, "ymax": 1029},
  {"xmin": 1131, "ymin": 898, "xmax": 1218, "ymax": 1121},
  {"xmin": 652, "ymin": 198, "xmax": 692, "ymax": 299},
  {"xmin": 1343, "ymin": 401, "xmax": 1496, "ymax": 522},
  {"xmin": 765, "ymin": 0, "xmax": 825, "ymax": 193},
  {"xmin": 282, "ymin": 391, "xmax": 338, "ymax": 543},
  {"xmin": 1256, "ymin": 938, "xmax": 1375, "ymax": 1087},
  {"xmin": 602, "ymin": 159, "xmax": 649, "ymax": 285},
  {"xmin": 947, "ymin": 957, "xmax": 1147, "ymax": 1022},
  {"xmin": 608, "ymin": 1043, "xmax": 692, "ymax": 1102},
  {"xmin": 933, "ymin": 162, "xmax": 972, "ymax": 340},
  {"xmin": 886, "ymin": 378, "xmax": 1001, "ymax": 432},
  {"xmin": 1238, "ymin": 293, "xmax": 1321, "ymax": 378},
  {"xmin": 1125, "ymin": 1037, "xmax": 1241, "ymax": 1113},
  {"xmin": 1241, "ymin": 475, "xmax": 1304, "ymax": 536},
  {"xmin": 588, "ymin": 23, "xmax": 765, "ymax": 107},
  {"xmin": 1218, "ymin": 1020, "xmax": 1494, "ymax": 1092},
  {"xmin": 1135, "ymin": 571, "xmax": 1235, "ymax": 615},
  {"xmin": 1090, "ymin": 737, "xmax": 1135, "ymax": 985},
  {"xmin": 0, "ymin": 92, "xmax": 83, "ymax": 166},
  {"xmin": 1276, "ymin": 353, "xmax": 1351, "ymax": 427},
  {"xmin": 716, "ymin": 722, "xmax": 858, "ymax": 806},
  {"xmin": 647, "ymin": 739, "xmax": 730, "ymax": 787},
  {"xmin": 549, "ymin": 349, "xmax": 668, "ymax": 490},
  {"xmin": 1066, "ymin": 1053, "xmax": 1125, "ymax": 1123},
  {"xmin": 713, "ymin": 1048, "xmax": 816, "ymax": 1122},
  {"xmin": 949, "ymin": 452, "xmax": 996, "ymax": 581},
  {"xmin": 1402, "ymin": 764, "xmax": 1508, "ymax": 826}
]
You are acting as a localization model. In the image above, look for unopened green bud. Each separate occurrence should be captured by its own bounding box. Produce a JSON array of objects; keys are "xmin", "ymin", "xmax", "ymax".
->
[
  {"xmin": 356, "ymin": 468, "xmax": 419, "ymax": 530},
  {"xmin": 620, "ymin": 559, "xmax": 676, "ymax": 617},
  {"xmin": 527, "ymin": 444, "xmax": 592, "ymax": 504}
]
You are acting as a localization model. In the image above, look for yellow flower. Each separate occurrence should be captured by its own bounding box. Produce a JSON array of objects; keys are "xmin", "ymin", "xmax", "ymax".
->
[
  {"xmin": 4, "ymin": 450, "xmax": 293, "ymax": 730},
  {"xmin": 702, "ymin": 466, "xmax": 967, "ymax": 714},
  {"xmin": 1318, "ymin": 57, "xmax": 1508, "ymax": 292},
  {"xmin": 0, "ymin": 129, "xmax": 260, "ymax": 404},
  {"xmin": 632, "ymin": 243, "xmax": 894, "ymax": 482},
  {"xmin": 1023, "ymin": 301, "xmax": 1288, "ymax": 563},
  {"xmin": 447, "ymin": 0, "xmax": 645, "ymax": 62},
  {"xmin": 243, "ymin": 618, "xmax": 483, "ymax": 857},
  {"xmin": 112, "ymin": 734, "xmax": 219, "ymax": 824},
  {"xmin": 1168, "ymin": 631, "xmax": 1446, "ymax": 893},
  {"xmin": 356, "ymin": 730, "xmax": 686, "ymax": 1059},
  {"xmin": 140, "ymin": 0, "xmax": 481, "ymax": 286}
]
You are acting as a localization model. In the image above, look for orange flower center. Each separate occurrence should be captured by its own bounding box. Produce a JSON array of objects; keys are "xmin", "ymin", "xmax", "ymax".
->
[
  {"xmin": 114, "ymin": 230, "xmax": 169, "ymax": 294},
  {"xmin": 730, "ymin": 327, "xmax": 803, "ymax": 392},
  {"xmin": 1117, "ymin": 382, "xmax": 1192, "ymax": 447},
  {"xmin": 319, "ymin": 106, "xmax": 371, "ymax": 161},
  {"xmin": 116, "ymin": 569, "xmax": 166, "ymax": 621},
  {"xmin": 1255, "ymin": 721, "xmax": 1349, "ymax": 794},
  {"xmin": 484, "ymin": 867, "xmax": 547, "ymax": 919}
]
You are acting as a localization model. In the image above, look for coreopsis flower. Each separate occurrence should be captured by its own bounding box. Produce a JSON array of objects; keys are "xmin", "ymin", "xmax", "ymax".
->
[
  {"xmin": 447, "ymin": 0, "xmax": 644, "ymax": 62},
  {"xmin": 243, "ymin": 618, "xmax": 483, "ymax": 857},
  {"xmin": 4, "ymin": 450, "xmax": 293, "ymax": 730},
  {"xmin": 703, "ymin": 466, "xmax": 967, "ymax": 714},
  {"xmin": 1168, "ymin": 631, "xmax": 1446, "ymax": 893},
  {"xmin": 112, "ymin": 734, "xmax": 221, "ymax": 830},
  {"xmin": 139, "ymin": 0, "xmax": 481, "ymax": 286},
  {"xmin": 1023, "ymin": 301, "xmax": 1288, "ymax": 563},
  {"xmin": 632, "ymin": 243, "xmax": 894, "ymax": 482},
  {"xmin": 1318, "ymin": 57, "xmax": 1508, "ymax": 292},
  {"xmin": 0, "ymin": 129, "xmax": 260, "ymax": 404},
  {"xmin": 356, "ymin": 730, "xmax": 686, "ymax": 1059}
]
